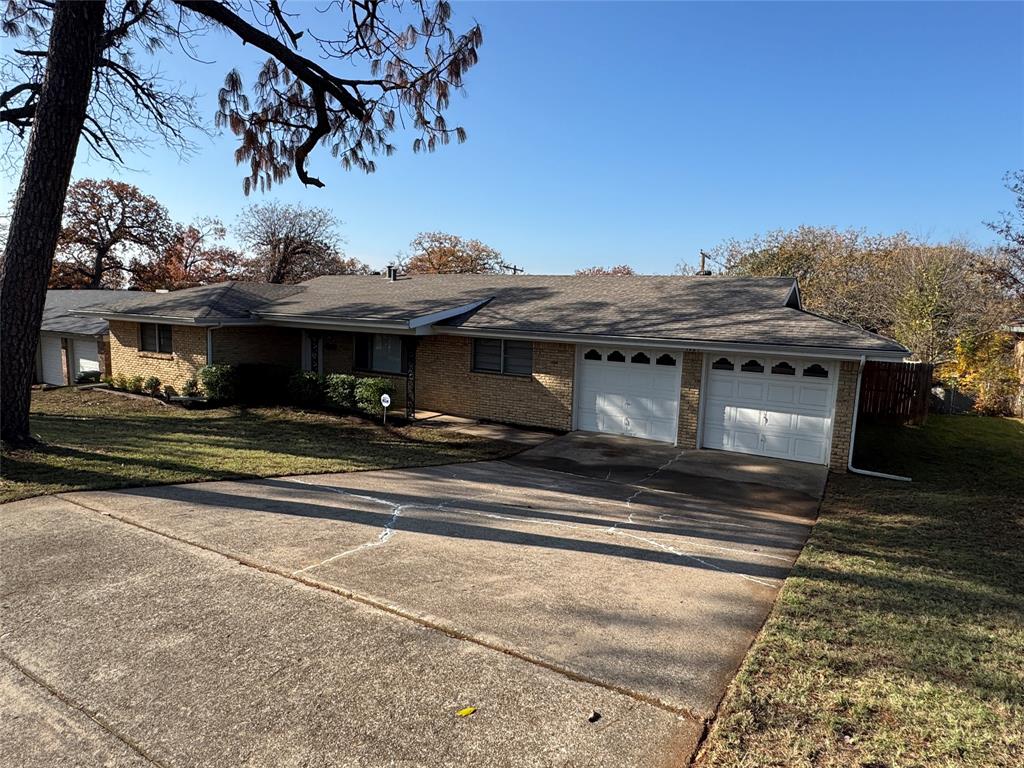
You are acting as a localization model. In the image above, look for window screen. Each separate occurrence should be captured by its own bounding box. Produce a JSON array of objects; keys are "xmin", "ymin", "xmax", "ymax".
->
[
  {"xmin": 140, "ymin": 323, "xmax": 172, "ymax": 353},
  {"xmin": 503, "ymin": 340, "xmax": 533, "ymax": 376},
  {"xmin": 372, "ymin": 334, "xmax": 404, "ymax": 373},
  {"xmin": 472, "ymin": 338, "xmax": 502, "ymax": 372}
]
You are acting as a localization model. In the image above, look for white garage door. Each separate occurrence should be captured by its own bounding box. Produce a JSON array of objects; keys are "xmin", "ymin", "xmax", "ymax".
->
[
  {"xmin": 72, "ymin": 338, "xmax": 100, "ymax": 380},
  {"xmin": 40, "ymin": 335, "xmax": 66, "ymax": 385},
  {"xmin": 702, "ymin": 355, "xmax": 836, "ymax": 464},
  {"xmin": 576, "ymin": 346, "xmax": 681, "ymax": 443}
]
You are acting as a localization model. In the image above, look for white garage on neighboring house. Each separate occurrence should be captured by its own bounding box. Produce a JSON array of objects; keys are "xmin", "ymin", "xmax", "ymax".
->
[{"xmin": 35, "ymin": 290, "xmax": 112, "ymax": 386}]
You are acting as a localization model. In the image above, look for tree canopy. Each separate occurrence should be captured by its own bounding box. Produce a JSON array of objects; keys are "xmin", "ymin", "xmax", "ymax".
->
[
  {"xmin": 50, "ymin": 178, "xmax": 171, "ymax": 289},
  {"xmin": 575, "ymin": 265, "xmax": 636, "ymax": 276},
  {"xmin": 235, "ymin": 200, "xmax": 368, "ymax": 284},
  {"xmin": 402, "ymin": 231, "xmax": 507, "ymax": 274}
]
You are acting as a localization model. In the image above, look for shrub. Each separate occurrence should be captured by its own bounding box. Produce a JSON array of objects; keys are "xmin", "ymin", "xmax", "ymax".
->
[
  {"xmin": 129, "ymin": 375, "xmax": 145, "ymax": 394},
  {"xmin": 324, "ymin": 373, "xmax": 357, "ymax": 410},
  {"xmin": 354, "ymin": 377, "xmax": 396, "ymax": 416},
  {"xmin": 288, "ymin": 371, "xmax": 324, "ymax": 406},
  {"xmin": 113, "ymin": 374, "xmax": 128, "ymax": 390},
  {"xmin": 181, "ymin": 377, "xmax": 200, "ymax": 398},
  {"xmin": 75, "ymin": 370, "xmax": 101, "ymax": 384},
  {"xmin": 198, "ymin": 364, "xmax": 236, "ymax": 402},
  {"xmin": 234, "ymin": 363, "xmax": 294, "ymax": 405},
  {"xmin": 101, "ymin": 375, "xmax": 113, "ymax": 386},
  {"xmin": 144, "ymin": 376, "xmax": 162, "ymax": 397}
]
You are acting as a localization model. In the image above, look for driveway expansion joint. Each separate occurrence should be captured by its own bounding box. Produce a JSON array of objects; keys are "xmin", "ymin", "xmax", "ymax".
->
[
  {"xmin": 1, "ymin": 650, "xmax": 169, "ymax": 768},
  {"xmin": 56, "ymin": 493, "xmax": 706, "ymax": 722}
]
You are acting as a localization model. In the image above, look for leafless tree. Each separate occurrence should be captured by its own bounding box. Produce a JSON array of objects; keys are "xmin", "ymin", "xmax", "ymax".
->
[
  {"xmin": 986, "ymin": 169, "xmax": 1024, "ymax": 300},
  {"xmin": 236, "ymin": 201, "xmax": 369, "ymax": 283}
]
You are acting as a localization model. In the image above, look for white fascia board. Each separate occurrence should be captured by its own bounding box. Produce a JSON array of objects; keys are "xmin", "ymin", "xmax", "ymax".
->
[
  {"xmin": 436, "ymin": 326, "xmax": 909, "ymax": 361},
  {"xmin": 407, "ymin": 299, "xmax": 491, "ymax": 329}
]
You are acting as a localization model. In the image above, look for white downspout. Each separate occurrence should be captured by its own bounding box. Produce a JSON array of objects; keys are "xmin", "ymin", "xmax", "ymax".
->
[{"xmin": 847, "ymin": 355, "xmax": 912, "ymax": 481}]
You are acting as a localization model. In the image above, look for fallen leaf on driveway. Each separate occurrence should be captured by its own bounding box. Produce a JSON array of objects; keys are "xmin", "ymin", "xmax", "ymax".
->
[{"xmin": 456, "ymin": 706, "xmax": 477, "ymax": 717}]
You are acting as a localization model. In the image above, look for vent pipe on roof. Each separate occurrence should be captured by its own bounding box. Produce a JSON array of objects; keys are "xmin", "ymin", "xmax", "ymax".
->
[{"xmin": 386, "ymin": 265, "xmax": 398, "ymax": 281}]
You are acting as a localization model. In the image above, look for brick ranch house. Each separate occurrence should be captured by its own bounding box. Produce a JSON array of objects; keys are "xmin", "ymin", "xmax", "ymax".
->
[{"xmin": 73, "ymin": 273, "xmax": 910, "ymax": 471}]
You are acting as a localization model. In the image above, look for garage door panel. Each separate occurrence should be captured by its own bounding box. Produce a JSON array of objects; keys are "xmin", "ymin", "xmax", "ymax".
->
[
  {"xmin": 73, "ymin": 339, "xmax": 99, "ymax": 378},
  {"xmin": 794, "ymin": 439, "xmax": 826, "ymax": 463},
  {"xmin": 40, "ymin": 335, "xmax": 65, "ymax": 385},
  {"xmin": 737, "ymin": 381, "xmax": 765, "ymax": 400},
  {"xmin": 578, "ymin": 347, "xmax": 680, "ymax": 444},
  {"xmin": 702, "ymin": 355, "xmax": 836, "ymax": 465},
  {"xmin": 732, "ymin": 430, "xmax": 762, "ymax": 453},
  {"xmin": 707, "ymin": 378, "xmax": 736, "ymax": 399},
  {"xmin": 766, "ymin": 384, "xmax": 796, "ymax": 404},
  {"xmin": 798, "ymin": 386, "xmax": 830, "ymax": 408},
  {"xmin": 733, "ymin": 406, "xmax": 763, "ymax": 429}
]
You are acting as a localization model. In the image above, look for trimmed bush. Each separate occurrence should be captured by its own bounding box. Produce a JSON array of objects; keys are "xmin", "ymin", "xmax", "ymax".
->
[
  {"xmin": 113, "ymin": 374, "xmax": 129, "ymax": 390},
  {"xmin": 354, "ymin": 377, "xmax": 395, "ymax": 416},
  {"xmin": 129, "ymin": 375, "xmax": 145, "ymax": 394},
  {"xmin": 234, "ymin": 363, "xmax": 294, "ymax": 405},
  {"xmin": 288, "ymin": 371, "xmax": 324, "ymax": 406},
  {"xmin": 181, "ymin": 377, "xmax": 200, "ymax": 398},
  {"xmin": 144, "ymin": 376, "xmax": 162, "ymax": 397},
  {"xmin": 324, "ymin": 373, "xmax": 357, "ymax": 410},
  {"xmin": 198, "ymin": 364, "xmax": 236, "ymax": 402},
  {"xmin": 75, "ymin": 370, "xmax": 101, "ymax": 384}
]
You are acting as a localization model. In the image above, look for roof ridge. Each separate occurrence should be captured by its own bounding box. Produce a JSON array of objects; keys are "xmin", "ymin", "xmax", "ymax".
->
[{"xmin": 199, "ymin": 281, "xmax": 238, "ymax": 319}]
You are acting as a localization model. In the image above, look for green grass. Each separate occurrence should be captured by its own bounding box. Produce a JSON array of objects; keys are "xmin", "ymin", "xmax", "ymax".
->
[
  {"xmin": 698, "ymin": 415, "xmax": 1024, "ymax": 768},
  {"xmin": 0, "ymin": 388, "xmax": 524, "ymax": 503}
]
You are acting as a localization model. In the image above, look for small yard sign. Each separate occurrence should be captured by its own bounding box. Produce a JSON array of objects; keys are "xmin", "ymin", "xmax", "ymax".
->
[{"xmin": 380, "ymin": 393, "xmax": 391, "ymax": 425}]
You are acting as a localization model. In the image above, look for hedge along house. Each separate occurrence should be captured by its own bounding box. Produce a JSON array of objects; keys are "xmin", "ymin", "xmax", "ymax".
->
[
  {"xmin": 74, "ymin": 273, "xmax": 909, "ymax": 470},
  {"xmin": 36, "ymin": 290, "xmax": 113, "ymax": 386}
]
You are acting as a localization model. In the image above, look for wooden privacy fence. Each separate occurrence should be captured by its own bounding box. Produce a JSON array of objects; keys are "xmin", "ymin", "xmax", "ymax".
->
[{"xmin": 858, "ymin": 361, "xmax": 933, "ymax": 425}]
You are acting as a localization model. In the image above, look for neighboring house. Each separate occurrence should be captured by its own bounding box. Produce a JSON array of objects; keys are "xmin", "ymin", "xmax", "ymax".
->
[
  {"xmin": 1009, "ymin": 319, "xmax": 1024, "ymax": 417},
  {"xmin": 74, "ymin": 274, "xmax": 909, "ymax": 470},
  {"xmin": 36, "ymin": 290, "xmax": 112, "ymax": 386}
]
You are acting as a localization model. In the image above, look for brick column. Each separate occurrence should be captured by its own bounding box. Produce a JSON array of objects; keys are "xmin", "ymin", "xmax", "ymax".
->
[
  {"xmin": 677, "ymin": 350, "xmax": 704, "ymax": 448},
  {"xmin": 829, "ymin": 360, "xmax": 861, "ymax": 472}
]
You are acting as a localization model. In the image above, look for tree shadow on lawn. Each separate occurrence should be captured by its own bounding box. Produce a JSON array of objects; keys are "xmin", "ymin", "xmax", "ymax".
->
[{"xmin": 785, "ymin": 476, "xmax": 1024, "ymax": 707}]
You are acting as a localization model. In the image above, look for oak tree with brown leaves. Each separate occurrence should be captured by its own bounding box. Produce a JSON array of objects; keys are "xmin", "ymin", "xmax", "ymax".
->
[
  {"xmin": 1, "ymin": 0, "xmax": 482, "ymax": 442},
  {"xmin": 48, "ymin": 178, "xmax": 171, "ymax": 289},
  {"xmin": 402, "ymin": 231, "xmax": 507, "ymax": 274}
]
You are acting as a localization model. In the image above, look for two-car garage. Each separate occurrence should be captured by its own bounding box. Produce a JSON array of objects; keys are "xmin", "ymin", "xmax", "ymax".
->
[{"xmin": 574, "ymin": 346, "xmax": 839, "ymax": 465}]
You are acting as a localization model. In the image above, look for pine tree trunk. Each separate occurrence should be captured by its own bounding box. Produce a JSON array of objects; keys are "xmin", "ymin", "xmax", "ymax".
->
[{"xmin": 0, "ymin": 1, "xmax": 105, "ymax": 444}]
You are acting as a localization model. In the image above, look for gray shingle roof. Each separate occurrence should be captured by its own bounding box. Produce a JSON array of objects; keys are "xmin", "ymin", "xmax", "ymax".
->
[
  {"xmin": 41, "ymin": 290, "xmax": 114, "ymax": 336},
  {"xmin": 74, "ymin": 281, "xmax": 304, "ymax": 322},
  {"xmin": 74, "ymin": 274, "xmax": 909, "ymax": 356}
]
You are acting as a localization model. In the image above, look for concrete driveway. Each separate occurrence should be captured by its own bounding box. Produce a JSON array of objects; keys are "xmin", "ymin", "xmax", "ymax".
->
[{"xmin": 1, "ymin": 433, "xmax": 824, "ymax": 767}]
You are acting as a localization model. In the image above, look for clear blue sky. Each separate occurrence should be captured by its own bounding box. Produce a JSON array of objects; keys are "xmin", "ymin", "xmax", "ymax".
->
[{"xmin": 3, "ymin": 1, "xmax": 1022, "ymax": 273}]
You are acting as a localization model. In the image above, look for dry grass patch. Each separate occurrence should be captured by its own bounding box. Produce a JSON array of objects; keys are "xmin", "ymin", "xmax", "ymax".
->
[{"xmin": 698, "ymin": 416, "xmax": 1023, "ymax": 768}]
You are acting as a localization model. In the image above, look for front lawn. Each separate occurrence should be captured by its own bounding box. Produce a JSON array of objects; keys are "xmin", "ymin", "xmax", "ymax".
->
[
  {"xmin": 0, "ymin": 388, "xmax": 524, "ymax": 503},
  {"xmin": 698, "ymin": 415, "xmax": 1023, "ymax": 768}
]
